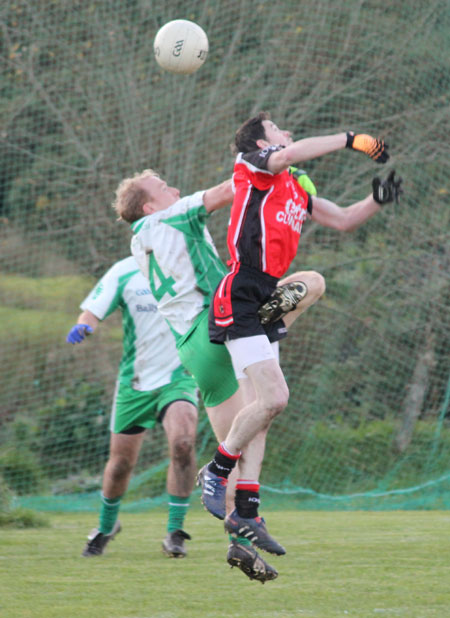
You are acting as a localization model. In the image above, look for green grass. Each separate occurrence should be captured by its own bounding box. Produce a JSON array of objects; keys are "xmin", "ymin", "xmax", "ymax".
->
[
  {"xmin": 0, "ymin": 506, "xmax": 49, "ymax": 528},
  {"xmin": 0, "ymin": 274, "xmax": 94, "ymax": 312},
  {"xmin": 1, "ymin": 510, "xmax": 449, "ymax": 618},
  {"xmin": 0, "ymin": 306, "xmax": 123, "ymax": 344},
  {"xmin": 0, "ymin": 272, "xmax": 123, "ymax": 343}
]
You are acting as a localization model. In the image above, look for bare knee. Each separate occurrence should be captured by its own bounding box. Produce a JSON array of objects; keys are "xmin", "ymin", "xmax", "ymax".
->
[
  {"xmin": 170, "ymin": 435, "xmax": 196, "ymax": 468},
  {"xmin": 261, "ymin": 383, "xmax": 289, "ymax": 421},
  {"xmin": 308, "ymin": 271, "xmax": 326, "ymax": 299},
  {"xmin": 107, "ymin": 455, "xmax": 134, "ymax": 484},
  {"xmin": 279, "ymin": 270, "xmax": 326, "ymax": 312}
]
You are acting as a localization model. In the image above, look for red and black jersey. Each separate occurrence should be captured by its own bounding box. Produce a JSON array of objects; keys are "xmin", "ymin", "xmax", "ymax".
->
[{"xmin": 227, "ymin": 146, "xmax": 312, "ymax": 279}]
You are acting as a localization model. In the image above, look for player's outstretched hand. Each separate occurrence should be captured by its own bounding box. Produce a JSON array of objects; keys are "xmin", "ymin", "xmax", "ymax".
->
[
  {"xmin": 372, "ymin": 170, "xmax": 403, "ymax": 205},
  {"xmin": 66, "ymin": 324, "xmax": 93, "ymax": 344},
  {"xmin": 346, "ymin": 132, "xmax": 389, "ymax": 163}
]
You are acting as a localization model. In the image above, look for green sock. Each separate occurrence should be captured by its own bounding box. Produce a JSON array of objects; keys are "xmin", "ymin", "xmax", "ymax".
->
[
  {"xmin": 99, "ymin": 493, "xmax": 122, "ymax": 534},
  {"xmin": 167, "ymin": 495, "xmax": 190, "ymax": 532},
  {"xmin": 229, "ymin": 533, "xmax": 252, "ymax": 547}
]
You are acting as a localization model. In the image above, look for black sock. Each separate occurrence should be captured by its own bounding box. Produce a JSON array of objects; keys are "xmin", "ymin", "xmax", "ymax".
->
[
  {"xmin": 235, "ymin": 489, "xmax": 260, "ymax": 519},
  {"xmin": 208, "ymin": 445, "xmax": 240, "ymax": 479}
]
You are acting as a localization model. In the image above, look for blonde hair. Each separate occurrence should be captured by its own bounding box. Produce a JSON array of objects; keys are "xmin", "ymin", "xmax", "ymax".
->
[{"xmin": 112, "ymin": 168, "xmax": 159, "ymax": 223}]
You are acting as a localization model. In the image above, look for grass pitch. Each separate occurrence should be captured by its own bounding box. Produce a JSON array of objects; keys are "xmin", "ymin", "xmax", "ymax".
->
[{"xmin": 1, "ymin": 510, "xmax": 449, "ymax": 618}]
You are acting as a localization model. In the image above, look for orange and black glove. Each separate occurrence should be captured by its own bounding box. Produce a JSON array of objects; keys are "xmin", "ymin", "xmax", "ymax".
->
[
  {"xmin": 372, "ymin": 170, "xmax": 403, "ymax": 205},
  {"xmin": 346, "ymin": 132, "xmax": 389, "ymax": 163}
]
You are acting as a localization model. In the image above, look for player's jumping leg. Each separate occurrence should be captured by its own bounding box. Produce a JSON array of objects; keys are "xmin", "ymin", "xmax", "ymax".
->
[
  {"xmin": 200, "ymin": 380, "xmax": 281, "ymax": 577},
  {"xmin": 199, "ymin": 372, "xmax": 284, "ymax": 521},
  {"xmin": 197, "ymin": 386, "xmax": 248, "ymax": 520},
  {"xmin": 203, "ymin": 376, "xmax": 285, "ymax": 556},
  {"xmin": 224, "ymin": 430, "xmax": 286, "ymax": 556},
  {"xmin": 224, "ymin": 356, "xmax": 289, "ymax": 454}
]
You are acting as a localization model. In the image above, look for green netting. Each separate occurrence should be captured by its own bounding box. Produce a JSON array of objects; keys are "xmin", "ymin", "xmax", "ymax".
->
[{"xmin": 1, "ymin": 0, "xmax": 449, "ymax": 512}]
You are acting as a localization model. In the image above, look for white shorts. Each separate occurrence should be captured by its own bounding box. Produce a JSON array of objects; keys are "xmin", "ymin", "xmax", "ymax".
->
[{"xmin": 225, "ymin": 335, "xmax": 280, "ymax": 380}]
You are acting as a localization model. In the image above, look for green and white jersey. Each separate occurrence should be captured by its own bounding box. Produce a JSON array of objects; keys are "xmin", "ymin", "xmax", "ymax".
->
[
  {"xmin": 130, "ymin": 191, "xmax": 227, "ymax": 340},
  {"xmin": 81, "ymin": 256, "xmax": 183, "ymax": 391}
]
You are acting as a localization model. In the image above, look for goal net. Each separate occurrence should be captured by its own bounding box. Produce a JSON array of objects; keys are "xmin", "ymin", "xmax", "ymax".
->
[{"xmin": 1, "ymin": 0, "xmax": 449, "ymax": 512}]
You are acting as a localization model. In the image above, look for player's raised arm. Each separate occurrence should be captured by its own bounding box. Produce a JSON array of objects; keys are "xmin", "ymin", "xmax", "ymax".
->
[
  {"xmin": 267, "ymin": 133, "xmax": 347, "ymax": 173},
  {"xmin": 310, "ymin": 170, "xmax": 402, "ymax": 232},
  {"xmin": 234, "ymin": 113, "xmax": 389, "ymax": 174},
  {"xmin": 203, "ymin": 178, "xmax": 233, "ymax": 212},
  {"xmin": 266, "ymin": 132, "xmax": 389, "ymax": 174}
]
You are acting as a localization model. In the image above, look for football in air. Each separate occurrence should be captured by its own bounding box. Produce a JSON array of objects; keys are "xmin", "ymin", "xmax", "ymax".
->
[{"xmin": 154, "ymin": 19, "xmax": 209, "ymax": 75}]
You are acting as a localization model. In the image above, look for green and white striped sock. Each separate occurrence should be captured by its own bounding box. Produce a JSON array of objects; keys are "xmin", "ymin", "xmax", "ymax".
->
[
  {"xmin": 99, "ymin": 493, "xmax": 122, "ymax": 534},
  {"xmin": 167, "ymin": 495, "xmax": 190, "ymax": 532}
]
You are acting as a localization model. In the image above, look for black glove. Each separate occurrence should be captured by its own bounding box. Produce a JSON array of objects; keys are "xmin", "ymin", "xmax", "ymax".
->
[
  {"xmin": 346, "ymin": 132, "xmax": 389, "ymax": 163},
  {"xmin": 372, "ymin": 170, "xmax": 403, "ymax": 205}
]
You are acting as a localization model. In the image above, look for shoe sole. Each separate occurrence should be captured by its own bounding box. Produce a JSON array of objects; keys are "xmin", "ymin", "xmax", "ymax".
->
[
  {"xmin": 227, "ymin": 555, "xmax": 278, "ymax": 583},
  {"xmin": 259, "ymin": 282, "xmax": 308, "ymax": 324}
]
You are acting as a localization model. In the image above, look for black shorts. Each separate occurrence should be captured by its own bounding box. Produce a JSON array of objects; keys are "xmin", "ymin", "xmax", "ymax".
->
[{"xmin": 208, "ymin": 264, "xmax": 287, "ymax": 344}]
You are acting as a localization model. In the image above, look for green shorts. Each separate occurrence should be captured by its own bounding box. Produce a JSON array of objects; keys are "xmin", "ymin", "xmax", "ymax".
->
[
  {"xmin": 110, "ymin": 365, "xmax": 198, "ymax": 434},
  {"xmin": 177, "ymin": 309, "xmax": 239, "ymax": 408}
]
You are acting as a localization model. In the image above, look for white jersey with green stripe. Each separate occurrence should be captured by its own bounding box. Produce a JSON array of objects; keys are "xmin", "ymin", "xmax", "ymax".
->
[
  {"xmin": 130, "ymin": 191, "xmax": 227, "ymax": 339},
  {"xmin": 80, "ymin": 256, "xmax": 183, "ymax": 391}
]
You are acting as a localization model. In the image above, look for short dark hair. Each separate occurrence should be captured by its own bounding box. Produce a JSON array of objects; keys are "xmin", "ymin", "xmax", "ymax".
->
[{"xmin": 233, "ymin": 111, "xmax": 270, "ymax": 154}]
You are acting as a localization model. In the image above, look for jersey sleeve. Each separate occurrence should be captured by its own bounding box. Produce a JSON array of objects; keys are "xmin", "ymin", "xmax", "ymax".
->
[
  {"xmin": 159, "ymin": 191, "xmax": 210, "ymax": 230},
  {"xmin": 236, "ymin": 146, "xmax": 283, "ymax": 190},
  {"xmin": 162, "ymin": 191, "xmax": 207, "ymax": 217},
  {"xmin": 80, "ymin": 264, "xmax": 122, "ymax": 320}
]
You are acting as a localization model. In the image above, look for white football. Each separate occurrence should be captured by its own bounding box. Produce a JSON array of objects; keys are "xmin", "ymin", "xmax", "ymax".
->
[{"xmin": 153, "ymin": 19, "xmax": 209, "ymax": 75}]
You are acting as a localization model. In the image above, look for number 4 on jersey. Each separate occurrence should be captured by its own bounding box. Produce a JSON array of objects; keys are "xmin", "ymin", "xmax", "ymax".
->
[{"xmin": 149, "ymin": 253, "xmax": 176, "ymax": 301}]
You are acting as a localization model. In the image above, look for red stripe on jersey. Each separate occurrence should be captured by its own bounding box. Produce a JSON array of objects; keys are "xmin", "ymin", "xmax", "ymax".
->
[
  {"xmin": 212, "ymin": 263, "xmax": 240, "ymax": 327},
  {"xmin": 230, "ymin": 183, "xmax": 252, "ymax": 264}
]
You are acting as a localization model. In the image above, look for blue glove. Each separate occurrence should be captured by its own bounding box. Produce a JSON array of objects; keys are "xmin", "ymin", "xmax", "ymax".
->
[{"xmin": 66, "ymin": 324, "xmax": 93, "ymax": 344}]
